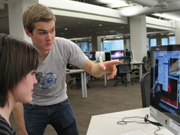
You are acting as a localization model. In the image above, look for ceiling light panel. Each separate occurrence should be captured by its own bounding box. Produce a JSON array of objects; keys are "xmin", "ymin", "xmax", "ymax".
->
[{"xmin": 97, "ymin": 0, "xmax": 129, "ymax": 8}]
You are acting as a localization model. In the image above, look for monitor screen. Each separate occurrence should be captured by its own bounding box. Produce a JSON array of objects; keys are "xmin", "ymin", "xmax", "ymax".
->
[
  {"xmin": 95, "ymin": 51, "xmax": 105, "ymax": 62},
  {"xmin": 105, "ymin": 52, "xmax": 111, "ymax": 61},
  {"xmin": 150, "ymin": 45, "xmax": 180, "ymax": 135},
  {"xmin": 89, "ymin": 51, "xmax": 96, "ymax": 61},
  {"xmin": 111, "ymin": 50, "xmax": 124, "ymax": 60}
]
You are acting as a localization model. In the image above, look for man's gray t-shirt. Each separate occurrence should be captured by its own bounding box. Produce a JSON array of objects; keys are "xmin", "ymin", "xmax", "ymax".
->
[{"xmin": 32, "ymin": 37, "xmax": 88, "ymax": 106}]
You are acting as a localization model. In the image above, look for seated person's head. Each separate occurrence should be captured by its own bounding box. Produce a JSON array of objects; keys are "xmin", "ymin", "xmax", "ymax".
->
[{"xmin": 0, "ymin": 33, "xmax": 39, "ymax": 107}]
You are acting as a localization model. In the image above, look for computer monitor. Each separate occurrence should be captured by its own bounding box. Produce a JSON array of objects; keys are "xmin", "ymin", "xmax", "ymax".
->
[
  {"xmin": 84, "ymin": 52, "xmax": 90, "ymax": 58},
  {"xmin": 95, "ymin": 51, "xmax": 105, "ymax": 62},
  {"xmin": 111, "ymin": 50, "xmax": 124, "ymax": 60},
  {"xmin": 105, "ymin": 52, "xmax": 111, "ymax": 61},
  {"xmin": 89, "ymin": 51, "xmax": 96, "ymax": 61},
  {"xmin": 150, "ymin": 45, "xmax": 180, "ymax": 135}
]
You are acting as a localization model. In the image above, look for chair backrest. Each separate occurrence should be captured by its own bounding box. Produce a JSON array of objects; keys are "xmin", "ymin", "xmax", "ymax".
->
[
  {"xmin": 119, "ymin": 56, "xmax": 131, "ymax": 64},
  {"xmin": 124, "ymin": 56, "xmax": 131, "ymax": 63},
  {"xmin": 141, "ymin": 72, "xmax": 151, "ymax": 108},
  {"xmin": 118, "ymin": 63, "xmax": 131, "ymax": 74},
  {"xmin": 142, "ymin": 56, "xmax": 150, "ymax": 73}
]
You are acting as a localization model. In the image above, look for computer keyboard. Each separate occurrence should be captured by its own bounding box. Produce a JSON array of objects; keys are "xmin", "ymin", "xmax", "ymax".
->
[{"xmin": 120, "ymin": 130, "xmax": 146, "ymax": 135}]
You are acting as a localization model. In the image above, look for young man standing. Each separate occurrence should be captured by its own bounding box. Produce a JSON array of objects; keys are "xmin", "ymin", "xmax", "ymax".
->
[{"xmin": 13, "ymin": 4, "xmax": 122, "ymax": 135}]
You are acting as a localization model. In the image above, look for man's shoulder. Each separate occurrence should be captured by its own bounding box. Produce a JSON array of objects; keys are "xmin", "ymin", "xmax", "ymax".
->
[
  {"xmin": 55, "ymin": 37, "xmax": 70, "ymax": 43},
  {"xmin": 54, "ymin": 37, "xmax": 75, "ymax": 47}
]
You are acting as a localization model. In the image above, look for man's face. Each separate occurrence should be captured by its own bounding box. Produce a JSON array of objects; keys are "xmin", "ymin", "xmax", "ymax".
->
[{"xmin": 29, "ymin": 20, "xmax": 56, "ymax": 53}]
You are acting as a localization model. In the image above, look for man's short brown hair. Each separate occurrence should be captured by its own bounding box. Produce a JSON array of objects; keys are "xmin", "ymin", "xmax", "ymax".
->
[{"xmin": 23, "ymin": 4, "xmax": 56, "ymax": 33}]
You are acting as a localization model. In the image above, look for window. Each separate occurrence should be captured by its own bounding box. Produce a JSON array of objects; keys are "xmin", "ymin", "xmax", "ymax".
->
[
  {"xmin": 126, "ymin": 39, "xmax": 131, "ymax": 51},
  {"xmin": 89, "ymin": 42, "xmax": 92, "ymax": 52},
  {"xmin": 150, "ymin": 38, "xmax": 157, "ymax": 47},
  {"xmin": 103, "ymin": 39, "xmax": 124, "ymax": 52},
  {"xmin": 79, "ymin": 42, "xmax": 88, "ymax": 52},
  {"xmin": 75, "ymin": 41, "xmax": 92, "ymax": 52},
  {"xmin": 169, "ymin": 36, "xmax": 176, "ymax": 45},
  {"xmin": 161, "ymin": 38, "xmax": 168, "ymax": 46},
  {"xmin": 147, "ymin": 38, "xmax": 149, "ymax": 50}
]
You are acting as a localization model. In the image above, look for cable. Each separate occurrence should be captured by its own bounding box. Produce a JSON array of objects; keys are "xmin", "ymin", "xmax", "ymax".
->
[
  {"xmin": 144, "ymin": 114, "xmax": 162, "ymax": 127},
  {"xmin": 117, "ymin": 116, "xmax": 147, "ymax": 125},
  {"xmin": 154, "ymin": 126, "xmax": 163, "ymax": 135},
  {"xmin": 117, "ymin": 115, "xmax": 163, "ymax": 135}
]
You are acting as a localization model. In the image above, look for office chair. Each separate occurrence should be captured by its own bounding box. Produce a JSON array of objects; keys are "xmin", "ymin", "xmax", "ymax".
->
[
  {"xmin": 119, "ymin": 56, "xmax": 131, "ymax": 64},
  {"xmin": 113, "ymin": 56, "xmax": 126, "ymax": 80},
  {"xmin": 114, "ymin": 58, "xmax": 133, "ymax": 87},
  {"xmin": 67, "ymin": 64, "xmax": 90, "ymax": 89},
  {"xmin": 67, "ymin": 64, "xmax": 82, "ymax": 89},
  {"xmin": 142, "ymin": 56, "xmax": 150, "ymax": 74},
  {"xmin": 141, "ymin": 71, "xmax": 151, "ymax": 108}
]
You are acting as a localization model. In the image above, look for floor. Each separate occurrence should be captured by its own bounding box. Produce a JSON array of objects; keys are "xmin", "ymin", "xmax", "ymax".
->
[{"xmin": 10, "ymin": 78, "xmax": 142, "ymax": 135}]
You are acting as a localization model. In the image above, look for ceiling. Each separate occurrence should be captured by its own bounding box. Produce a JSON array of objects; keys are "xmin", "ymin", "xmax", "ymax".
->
[{"xmin": 0, "ymin": 0, "xmax": 178, "ymax": 40}]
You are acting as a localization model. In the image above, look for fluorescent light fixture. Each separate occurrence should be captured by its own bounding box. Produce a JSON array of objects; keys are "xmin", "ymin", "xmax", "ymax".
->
[
  {"xmin": 97, "ymin": 0, "xmax": 120, "ymax": 4},
  {"xmin": 119, "ymin": 5, "xmax": 144, "ymax": 16},
  {"xmin": 97, "ymin": 0, "xmax": 129, "ymax": 8},
  {"xmin": 153, "ymin": 13, "xmax": 180, "ymax": 21},
  {"xmin": 108, "ymin": 1, "xmax": 129, "ymax": 8}
]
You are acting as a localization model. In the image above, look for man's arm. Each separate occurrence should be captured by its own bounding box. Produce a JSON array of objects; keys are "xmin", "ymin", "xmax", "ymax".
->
[
  {"xmin": 13, "ymin": 102, "xmax": 28, "ymax": 135},
  {"xmin": 83, "ymin": 59, "xmax": 123, "ymax": 80}
]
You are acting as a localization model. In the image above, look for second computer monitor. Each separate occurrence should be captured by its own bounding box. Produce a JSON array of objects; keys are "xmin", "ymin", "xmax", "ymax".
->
[
  {"xmin": 89, "ymin": 51, "xmax": 96, "ymax": 61},
  {"xmin": 111, "ymin": 50, "xmax": 124, "ymax": 60},
  {"xmin": 95, "ymin": 51, "xmax": 105, "ymax": 62},
  {"xmin": 105, "ymin": 52, "xmax": 111, "ymax": 61}
]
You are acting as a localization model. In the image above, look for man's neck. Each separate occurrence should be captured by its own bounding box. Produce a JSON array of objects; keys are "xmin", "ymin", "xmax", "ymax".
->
[{"xmin": 39, "ymin": 51, "xmax": 49, "ymax": 62}]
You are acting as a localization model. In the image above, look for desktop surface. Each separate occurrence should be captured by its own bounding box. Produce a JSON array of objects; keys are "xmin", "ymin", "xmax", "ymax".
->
[
  {"xmin": 120, "ymin": 130, "xmax": 146, "ymax": 135},
  {"xmin": 86, "ymin": 107, "xmax": 173, "ymax": 135}
]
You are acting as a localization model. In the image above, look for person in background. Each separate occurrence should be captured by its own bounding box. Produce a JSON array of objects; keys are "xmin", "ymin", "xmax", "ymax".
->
[
  {"xmin": 0, "ymin": 33, "xmax": 39, "ymax": 135},
  {"xmin": 125, "ymin": 49, "xmax": 130, "ymax": 57},
  {"xmin": 13, "ymin": 3, "xmax": 122, "ymax": 135}
]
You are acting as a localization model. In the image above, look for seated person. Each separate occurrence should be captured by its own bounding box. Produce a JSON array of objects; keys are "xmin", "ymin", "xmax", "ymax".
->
[
  {"xmin": 125, "ymin": 49, "xmax": 130, "ymax": 57},
  {"xmin": 0, "ymin": 33, "xmax": 39, "ymax": 135}
]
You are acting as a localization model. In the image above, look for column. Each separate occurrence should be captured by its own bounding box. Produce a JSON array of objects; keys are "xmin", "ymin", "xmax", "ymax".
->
[
  {"xmin": 97, "ymin": 36, "xmax": 102, "ymax": 51},
  {"xmin": 92, "ymin": 34, "xmax": 98, "ymax": 51},
  {"xmin": 175, "ymin": 21, "xmax": 180, "ymax": 44},
  {"xmin": 130, "ymin": 15, "xmax": 147, "ymax": 61},
  {"xmin": 92, "ymin": 34, "xmax": 102, "ymax": 51},
  {"xmin": 8, "ymin": 0, "xmax": 38, "ymax": 42}
]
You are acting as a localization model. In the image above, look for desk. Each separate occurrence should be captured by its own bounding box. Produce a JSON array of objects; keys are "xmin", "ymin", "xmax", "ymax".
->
[
  {"xmin": 66, "ymin": 69, "xmax": 87, "ymax": 98},
  {"xmin": 86, "ymin": 107, "xmax": 173, "ymax": 135}
]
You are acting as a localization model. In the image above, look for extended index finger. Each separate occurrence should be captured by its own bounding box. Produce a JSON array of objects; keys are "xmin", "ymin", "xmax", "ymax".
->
[{"xmin": 106, "ymin": 60, "xmax": 123, "ymax": 65}]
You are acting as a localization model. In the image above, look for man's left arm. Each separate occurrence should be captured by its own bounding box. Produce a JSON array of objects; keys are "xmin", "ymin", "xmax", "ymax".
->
[{"xmin": 83, "ymin": 59, "xmax": 123, "ymax": 80}]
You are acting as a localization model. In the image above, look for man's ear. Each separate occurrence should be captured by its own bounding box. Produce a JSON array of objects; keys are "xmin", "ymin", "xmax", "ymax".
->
[{"xmin": 24, "ymin": 28, "xmax": 31, "ymax": 37}]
